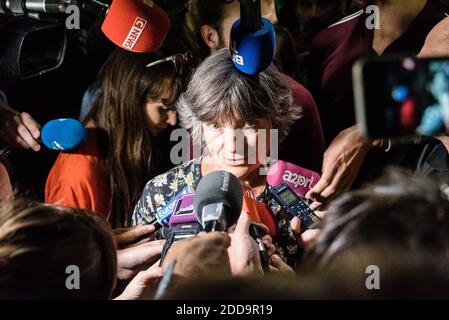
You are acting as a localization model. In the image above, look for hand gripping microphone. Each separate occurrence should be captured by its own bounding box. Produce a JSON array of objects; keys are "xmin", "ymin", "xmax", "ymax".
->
[
  {"xmin": 194, "ymin": 171, "xmax": 243, "ymax": 232},
  {"xmin": 101, "ymin": 0, "xmax": 170, "ymax": 53},
  {"xmin": 229, "ymin": 0, "xmax": 276, "ymax": 75},
  {"xmin": 41, "ymin": 118, "xmax": 87, "ymax": 151},
  {"xmin": 160, "ymin": 193, "xmax": 201, "ymax": 265},
  {"xmin": 241, "ymin": 183, "xmax": 272, "ymax": 272}
]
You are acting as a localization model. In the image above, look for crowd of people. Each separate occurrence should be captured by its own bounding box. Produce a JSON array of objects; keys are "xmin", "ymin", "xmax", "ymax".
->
[{"xmin": 0, "ymin": 0, "xmax": 449, "ymax": 300}]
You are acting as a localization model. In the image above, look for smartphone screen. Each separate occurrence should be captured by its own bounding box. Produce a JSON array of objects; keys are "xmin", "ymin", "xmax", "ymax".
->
[{"xmin": 353, "ymin": 55, "xmax": 449, "ymax": 139}]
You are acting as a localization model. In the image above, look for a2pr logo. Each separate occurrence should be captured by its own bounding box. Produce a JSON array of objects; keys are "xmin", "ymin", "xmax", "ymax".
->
[{"xmin": 282, "ymin": 170, "xmax": 315, "ymax": 189}]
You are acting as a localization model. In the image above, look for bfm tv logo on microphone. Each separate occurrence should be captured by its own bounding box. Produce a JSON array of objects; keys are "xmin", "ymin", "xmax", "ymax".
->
[
  {"xmin": 231, "ymin": 44, "xmax": 244, "ymax": 66},
  {"xmin": 123, "ymin": 17, "xmax": 148, "ymax": 50}
]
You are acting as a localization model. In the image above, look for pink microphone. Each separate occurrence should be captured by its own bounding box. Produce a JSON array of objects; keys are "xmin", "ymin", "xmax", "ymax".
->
[{"xmin": 267, "ymin": 160, "xmax": 320, "ymax": 197}]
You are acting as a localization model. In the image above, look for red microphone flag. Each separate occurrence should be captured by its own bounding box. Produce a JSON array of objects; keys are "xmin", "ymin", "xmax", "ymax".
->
[{"xmin": 102, "ymin": 0, "xmax": 170, "ymax": 53}]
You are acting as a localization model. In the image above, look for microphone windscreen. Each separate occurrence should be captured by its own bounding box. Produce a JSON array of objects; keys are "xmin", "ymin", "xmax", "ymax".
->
[
  {"xmin": 267, "ymin": 160, "xmax": 320, "ymax": 197},
  {"xmin": 194, "ymin": 171, "xmax": 242, "ymax": 228},
  {"xmin": 41, "ymin": 119, "xmax": 87, "ymax": 151},
  {"xmin": 230, "ymin": 17, "xmax": 276, "ymax": 75},
  {"xmin": 101, "ymin": 0, "xmax": 170, "ymax": 53}
]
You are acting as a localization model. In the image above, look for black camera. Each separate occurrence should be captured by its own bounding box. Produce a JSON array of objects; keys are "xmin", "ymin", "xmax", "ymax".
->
[
  {"xmin": 0, "ymin": 1, "xmax": 79, "ymax": 99},
  {"xmin": 353, "ymin": 55, "xmax": 449, "ymax": 140},
  {"xmin": 0, "ymin": 0, "xmax": 77, "ymax": 15}
]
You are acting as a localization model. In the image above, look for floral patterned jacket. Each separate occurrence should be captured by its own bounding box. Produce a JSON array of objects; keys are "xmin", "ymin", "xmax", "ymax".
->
[
  {"xmin": 132, "ymin": 157, "xmax": 301, "ymax": 267},
  {"xmin": 132, "ymin": 158, "xmax": 201, "ymax": 226}
]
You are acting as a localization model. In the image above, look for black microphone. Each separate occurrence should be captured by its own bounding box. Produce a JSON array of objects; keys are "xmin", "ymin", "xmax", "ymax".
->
[
  {"xmin": 194, "ymin": 171, "xmax": 243, "ymax": 232},
  {"xmin": 240, "ymin": 0, "xmax": 263, "ymax": 32}
]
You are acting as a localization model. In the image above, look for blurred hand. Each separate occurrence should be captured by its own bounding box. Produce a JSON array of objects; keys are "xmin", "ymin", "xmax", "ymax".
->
[
  {"xmin": 0, "ymin": 103, "xmax": 41, "ymax": 151},
  {"xmin": 114, "ymin": 265, "xmax": 164, "ymax": 300},
  {"xmin": 117, "ymin": 240, "xmax": 165, "ymax": 280},
  {"xmin": 268, "ymin": 254, "xmax": 294, "ymax": 274},
  {"xmin": 258, "ymin": 224, "xmax": 294, "ymax": 274},
  {"xmin": 228, "ymin": 212, "xmax": 263, "ymax": 276},
  {"xmin": 163, "ymin": 231, "xmax": 232, "ymax": 278},
  {"xmin": 306, "ymin": 125, "xmax": 371, "ymax": 209},
  {"xmin": 290, "ymin": 216, "xmax": 322, "ymax": 250},
  {"xmin": 113, "ymin": 224, "xmax": 157, "ymax": 249},
  {"xmin": 419, "ymin": 17, "xmax": 449, "ymax": 58},
  {"xmin": 261, "ymin": 234, "xmax": 277, "ymax": 257}
]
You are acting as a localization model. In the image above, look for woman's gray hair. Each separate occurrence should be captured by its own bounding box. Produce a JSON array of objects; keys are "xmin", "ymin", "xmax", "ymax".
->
[{"xmin": 176, "ymin": 48, "xmax": 301, "ymax": 146}]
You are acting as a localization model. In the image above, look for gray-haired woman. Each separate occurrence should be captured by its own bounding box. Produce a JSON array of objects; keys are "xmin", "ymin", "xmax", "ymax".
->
[{"xmin": 132, "ymin": 48, "xmax": 303, "ymax": 266}]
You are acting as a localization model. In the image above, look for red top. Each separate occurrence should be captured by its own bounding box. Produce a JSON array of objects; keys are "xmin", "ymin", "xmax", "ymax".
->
[{"xmin": 45, "ymin": 130, "xmax": 111, "ymax": 222}]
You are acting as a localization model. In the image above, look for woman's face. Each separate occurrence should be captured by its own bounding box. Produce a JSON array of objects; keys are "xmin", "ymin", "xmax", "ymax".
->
[
  {"xmin": 145, "ymin": 100, "xmax": 177, "ymax": 135},
  {"xmin": 202, "ymin": 118, "xmax": 272, "ymax": 179}
]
